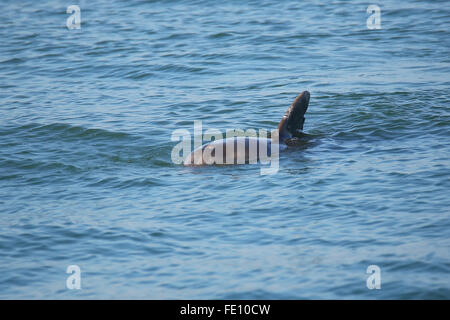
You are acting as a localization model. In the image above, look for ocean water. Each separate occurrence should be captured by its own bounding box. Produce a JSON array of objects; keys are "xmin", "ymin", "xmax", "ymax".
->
[{"xmin": 0, "ymin": 0, "xmax": 449, "ymax": 299}]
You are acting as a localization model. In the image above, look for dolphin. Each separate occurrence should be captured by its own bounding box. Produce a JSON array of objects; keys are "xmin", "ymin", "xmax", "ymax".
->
[{"xmin": 183, "ymin": 91, "xmax": 310, "ymax": 166}]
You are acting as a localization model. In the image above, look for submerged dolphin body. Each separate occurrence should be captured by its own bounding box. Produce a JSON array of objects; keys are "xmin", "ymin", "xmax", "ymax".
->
[{"xmin": 183, "ymin": 91, "xmax": 310, "ymax": 166}]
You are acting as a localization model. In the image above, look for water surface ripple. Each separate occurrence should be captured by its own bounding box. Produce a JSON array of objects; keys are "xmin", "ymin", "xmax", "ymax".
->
[{"xmin": 0, "ymin": 0, "xmax": 449, "ymax": 299}]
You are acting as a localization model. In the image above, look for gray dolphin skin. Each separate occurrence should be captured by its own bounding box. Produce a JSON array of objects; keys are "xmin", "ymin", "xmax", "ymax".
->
[{"xmin": 183, "ymin": 91, "xmax": 310, "ymax": 166}]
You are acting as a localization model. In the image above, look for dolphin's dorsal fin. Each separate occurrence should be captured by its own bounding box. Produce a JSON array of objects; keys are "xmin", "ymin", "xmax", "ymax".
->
[{"xmin": 278, "ymin": 91, "xmax": 310, "ymax": 141}]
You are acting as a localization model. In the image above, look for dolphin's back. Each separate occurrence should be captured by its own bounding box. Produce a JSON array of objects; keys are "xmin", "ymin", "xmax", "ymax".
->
[{"xmin": 184, "ymin": 136, "xmax": 284, "ymax": 166}]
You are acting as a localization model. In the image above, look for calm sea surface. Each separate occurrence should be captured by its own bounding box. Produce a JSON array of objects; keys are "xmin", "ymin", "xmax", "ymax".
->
[{"xmin": 0, "ymin": 0, "xmax": 449, "ymax": 299}]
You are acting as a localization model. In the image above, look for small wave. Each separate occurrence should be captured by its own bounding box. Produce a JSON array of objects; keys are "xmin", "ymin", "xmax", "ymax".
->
[
  {"xmin": 0, "ymin": 158, "xmax": 82, "ymax": 178},
  {"xmin": 21, "ymin": 123, "xmax": 133, "ymax": 142},
  {"xmin": 0, "ymin": 57, "xmax": 24, "ymax": 65},
  {"xmin": 154, "ymin": 63, "xmax": 206, "ymax": 73},
  {"xmin": 85, "ymin": 176, "xmax": 165, "ymax": 189},
  {"xmin": 207, "ymin": 32, "xmax": 234, "ymax": 39}
]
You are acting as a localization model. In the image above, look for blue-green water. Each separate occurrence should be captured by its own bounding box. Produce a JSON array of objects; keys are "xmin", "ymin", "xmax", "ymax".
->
[{"xmin": 1, "ymin": 0, "xmax": 449, "ymax": 299}]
